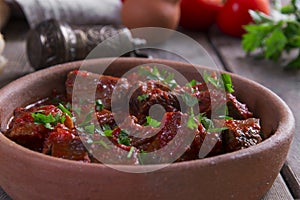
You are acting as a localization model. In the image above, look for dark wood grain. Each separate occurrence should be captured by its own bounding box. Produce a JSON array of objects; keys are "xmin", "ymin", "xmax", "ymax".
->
[
  {"xmin": 209, "ymin": 26, "xmax": 300, "ymax": 199},
  {"xmin": 262, "ymin": 175, "xmax": 293, "ymax": 200}
]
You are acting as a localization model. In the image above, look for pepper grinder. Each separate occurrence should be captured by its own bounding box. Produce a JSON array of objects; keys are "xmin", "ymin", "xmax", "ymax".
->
[{"xmin": 27, "ymin": 19, "xmax": 147, "ymax": 70}]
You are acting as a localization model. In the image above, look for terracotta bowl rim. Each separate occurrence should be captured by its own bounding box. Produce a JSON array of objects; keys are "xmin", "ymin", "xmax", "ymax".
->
[{"xmin": 0, "ymin": 57, "xmax": 295, "ymax": 171}]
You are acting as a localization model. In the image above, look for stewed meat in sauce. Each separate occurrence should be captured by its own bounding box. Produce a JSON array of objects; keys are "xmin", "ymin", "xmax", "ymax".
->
[{"xmin": 5, "ymin": 67, "xmax": 263, "ymax": 164}]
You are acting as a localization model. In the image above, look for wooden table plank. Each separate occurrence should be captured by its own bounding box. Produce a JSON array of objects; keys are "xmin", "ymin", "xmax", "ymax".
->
[
  {"xmin": 209, "ymin": 26, "xmax": 300, "ymax": 199},
  {"xmin": 262, "ymin": 175, "xmax": 293, "ymax": 200},
  {"xmin": 0, "ymin": 189, "xmax": 11, "ymax": 200}
]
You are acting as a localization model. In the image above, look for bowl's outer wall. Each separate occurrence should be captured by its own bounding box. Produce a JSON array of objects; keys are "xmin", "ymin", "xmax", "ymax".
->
[{"xmin": 0, "ymin": 58, "xmax": 294, "ymax": 200}]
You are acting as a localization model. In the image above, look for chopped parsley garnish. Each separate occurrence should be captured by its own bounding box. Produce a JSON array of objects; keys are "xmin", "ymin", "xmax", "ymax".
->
[
  {"xmin": 181, "ymin": 92, "xmax": 198, "ymax": 107},
  {"xmin": 138, "ymin": 66, "xmax": 178, "ymax": 89},
  {"xmin": 187, "ymin": 114, "xmax": 198, "ymax": 130},
  {"xmin": 144, "ymin": 116, "xmax": 161, "ymax": 128},
  {"xmin": 100, "ymin": 124, "xmax": 113, "ymax": 137},
  {"xmin": 58, "ymin": 103, "xmax": 73, "ymax": 118},
  {"xmin": 77, "ymin": 109, "xmax": 93, "ymax": 127},
  {"xmin": 181, "ymin": 91, "xmax": 198, "ymax": 130},
  {"xmin": 203, "ymin": 71, "xmax": 220, "ymax": 89},
  {"xmin": 198, "ymin": 114, "xmax": 214, "ymax": 130},
  {"xmin": 207, "ymin": 127, "xmax": 228, "ymax": 133},
  {"xmin": 137, "ymin": 94, "xmax": 149, "ymax": 102},
  {"xmin": 203, "ymin": 71, "xmax": 234, "ymax": 93},
  {"xmin": 93, "ymin": 140, "xmax": 110, "ymax": 149},
  {"xmin": 117, "ymin": 130, "xmax": 131, "ymax": 146},
  {"xmin": 137, "ymin": 150, "xmax": 147, "ymax": 165},
  {"xmin": 198, "ymin": 113, "xmax": 228, "ymax": 132},
  {"xmin": 103, "ymin": 129, "xmax": 113, "ymax": 137},
  {"xmin": 31, "ymin": 112, "xmax": 64, "ymax": 130},
  {"xmin": 221, "ymin": 74, "xmax": 234, "ymax": 93},
  {"xmin": 127, "ymin": 146, "xmax": 135, "ymax": 158},
  {"xmin": 95, "ymin": 99, "xmax": 104, "ymax": 111},
  {"xmin": 217, "ymin": 106, "xmax": 234, "ymax": 120},
  {"xmin": 186, "ymin": 79, "xmax": 197, "ymax": 88},
  {"xmin": 84, "ymin": 124, "xmax": 95, "ymax": 134}
]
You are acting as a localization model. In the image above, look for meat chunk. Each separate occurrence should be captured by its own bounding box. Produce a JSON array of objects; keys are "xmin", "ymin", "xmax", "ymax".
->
[
  {"xmin": 226, "ymin": 93, "xmax": 253, "ymax": 119},
  {"xmin": 66, "ymin": 70, "xmax": 129, "ymax": 109},
  {"xmin": 118, "ymin": 115, "xmax": 159, "ymax": 146},
  {"xmin": 129, "ymin": 80, "xmax": 180, "ymax": 123},
  {"xmin": 221, "ymin": 118, "xmax": 262, "ymax": 152},
  {"xmin": 192, "ymin": 87, "xmax": 252, "ymax": 119},
  {"xmin": 178, "ymin": 119, "xmax": 223, "ymax": 161},
  {"xmin": 43, "ymin": 124, "xmax": 90, "ymax": 162},
  {"xmin": 96, "ymin": 109, "xmax": 116, "ymax": 128},
  {"xmin": 85, "ymin": 130, "xmax": 140, "ymax": 165},
  {"xmin": 5, "ymin": 105, "xmax": 62, "ymax": 152}
]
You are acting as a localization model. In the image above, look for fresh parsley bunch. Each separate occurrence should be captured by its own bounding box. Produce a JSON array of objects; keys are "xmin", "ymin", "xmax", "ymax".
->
[{"xmin": 242, "ymin": 0, "xmax": 300, "ymax": 69}]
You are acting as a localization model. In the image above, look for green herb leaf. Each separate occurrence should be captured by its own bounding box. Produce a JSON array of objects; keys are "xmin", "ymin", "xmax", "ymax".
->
[
  {"xmin": 93, "ymin": 140, "xmax": 110, "ymax": 149},
  {"xmin": 203, "ymin": 71, "xmax": 234, "ymax": 93},
  {"xmin": 265, "ymin": 27, "xmax": 287, "ymax": 61},
  {"xmin": 103, "ymin": 130, "xmax": 113, "ymax": 137},
  {"xmin": 249, "ymin": 10, "xmax": 273, "ymax": 24},
  {"xmin": 32, "ymin": 112, "xmax": 60, "ymax": 129},
  {"xmin": 127, "ymin": 146, "xmax": 135, "ymax": 158},
  {"xmin": 118, "ymin": 130, "xmax": 131, "ymax": 146},
  {"xmin": 242, "ymin": 1, "xmax": 300, "ymax": 69},
  {"xmin": 44, "ymin": 123, "xmax": 54, "ymax": 130},
  {"xmin": 181, "ymin": 92, "xmax": 198, "ymax": 107},
  {"xmin": 78, "ymin": 109, "xmax": 93, "ymax": 127},
  {"xmin": 137, "ymin": 150, "xmax": 147, "ymax": 165},
  {"xmin": 138, "ymin": 66, "xmax": 178, "ymax": 89},
  {"xmin": 84, "ymin": 124, "xmax": 95, "ymax": 134},
  {"xmin": 221, "ymin": 73, "xmax": 234, "ymax": 93},
  {"xmin": 144, "ymin": 116, "xmax": 161, "ymax": 128},
  {"xmin": 95, "ymin": 99, "xmax": 104, "ymax": 111},
  {"xmin": 281, "ymin": 4, "xmax": 295, "ymax": 14},
  {"xmin": 207, "ymin": 127, "xmax": 228, "ymax": 133},
  {"xmin": 58, "ymin": 103, "xmax": 73, "ymax": 118},
  {"xmin": 203, "ymin": 71, "xmax": 220, "ymax": 88},
  {"xmin": 187, "ymin": 115, "xmax": 198, "ymax": 130},
  {"xmin": 137, "ymin": 94, "xmax": 149, "ymax": 102},
  {"xmin": 287, "ymin": 55, "xmax": 300, "ymax": 69},
  {"xmin": 186, "ymin": 79, "xmax": 197, "ymax": 88},
  {"xmin": 60, "ymin": 115, "xmax": 66, "ymax": 123},
  {"xmin": 198, "ymin": 114, "xmax": 214, "ymax": 130}
]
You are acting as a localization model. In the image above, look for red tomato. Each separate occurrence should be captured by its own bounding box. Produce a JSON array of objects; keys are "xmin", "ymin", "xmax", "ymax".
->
[
  {"xmin": 180, "ymin": 0, "xmax": 224, "ymax": 30},
  {"xmin": 217, "ymin": 0, "xmax": 270, "ymax": 37}
]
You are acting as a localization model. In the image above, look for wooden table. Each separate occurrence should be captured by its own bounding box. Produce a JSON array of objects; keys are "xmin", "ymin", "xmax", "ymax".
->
[{"xmin": 0, "ymin": 19, "xmax": 299, "ymax": 200}]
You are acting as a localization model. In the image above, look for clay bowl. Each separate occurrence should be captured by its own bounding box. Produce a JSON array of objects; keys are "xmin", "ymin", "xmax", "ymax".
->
[{"xmin": 0, "ymin": 58, "xmax": 295, "ymax": 200}]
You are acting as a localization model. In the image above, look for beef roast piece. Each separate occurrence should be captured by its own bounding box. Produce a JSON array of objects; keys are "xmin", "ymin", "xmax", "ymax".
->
[
  {"xmin": 66, "ymin": 70, "xmax": 129, "ymax": 110},
  {"xmin": 178, "ymin": 119, "xmax": 223, "ymax": 162},
  {"xmin": 135, "ymin": 112, "xmax": 203, "ymax": 164},
  {"xmin": 96, "ymin": 109, "xmax": 116, "ymax": 128},
  {"xmin": 84, "ymin": 129, "xmax": 140, "ymax": 165},
  {"xmin": 5, "ymin": 105, "xmax": 62, "ymax": 152},
  {"xmin": 191, "ymin": 87, "xmax": 252, "ymax": 119},
  {"xmin": 226, "ymin": 93, "xmax": 253, "ymax": 119},
  {"xmin": 138, "ymin": 112, "xmax": 182, "ymax": 152},
  {"xmin": 43, "ymin": 124, "xmax": 90, "ymax": 162},
  {"xmin": 221, "ymin": 118, "xmax": 262, "ymax": 152},
  {"xmin": 118, "ymin": 115, "xmax": 160, "ymax": 146},
  {"xmin": 129, "ymin": 80, "xmax": 180, "ymax": 124}
]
